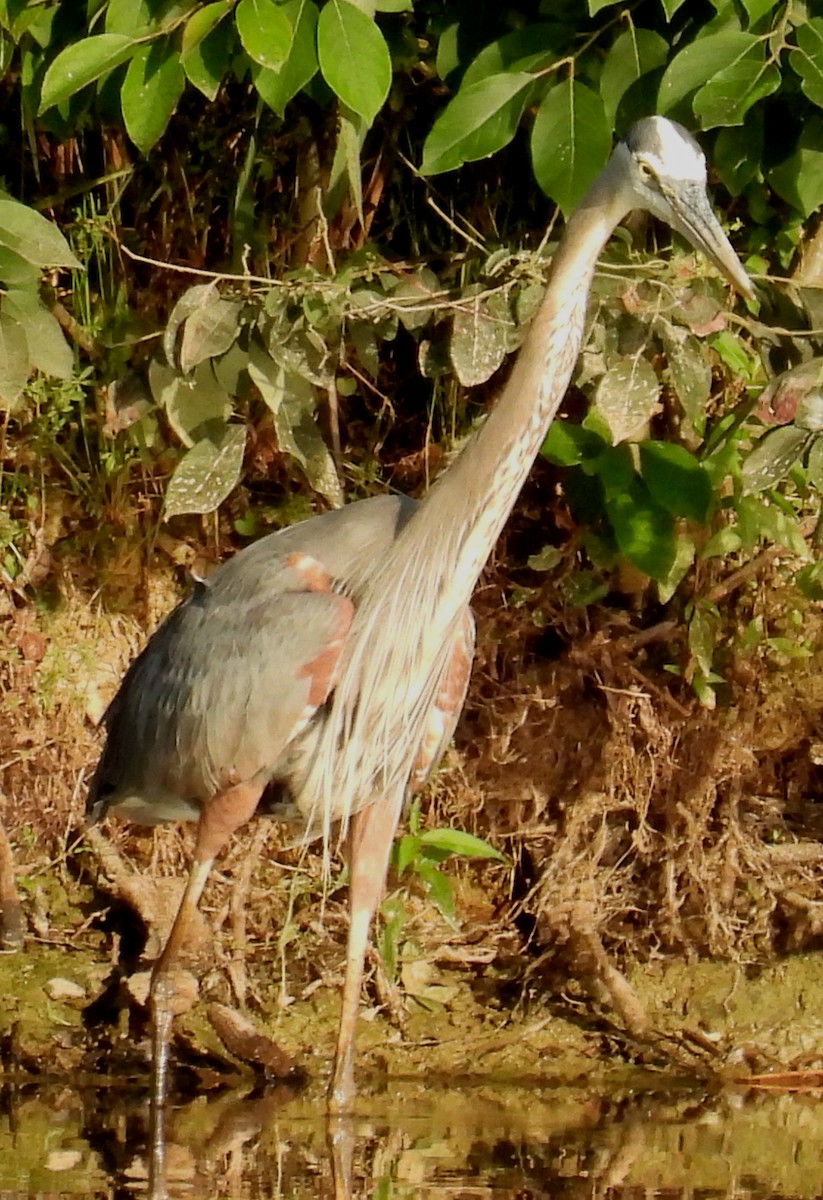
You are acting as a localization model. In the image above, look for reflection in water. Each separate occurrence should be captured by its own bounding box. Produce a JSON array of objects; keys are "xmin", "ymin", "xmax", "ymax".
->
[{"xmin": 1, "ymin": 1076, "xmax": 822, "ymax": 1197}]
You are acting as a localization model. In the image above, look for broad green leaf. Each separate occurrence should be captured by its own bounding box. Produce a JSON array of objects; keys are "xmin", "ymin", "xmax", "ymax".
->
[
  {"xmin": 179, "ymin": 297, "xmax": 243, "ymax": 374},
  {"xmin": 391, "ymin": 268, "xmax": 441, "ymax": 332},
  {"xmin": 541, "ymin": 420, "xmax": 606, "ymax": 466},
  {"xmin": 121, "ymin": 38, "xmax": 185, "ymax": 151},
  {"xmin": 658, "ymin": 31, "xmax": 758, "ymax": 115},
  {"xmin": 791, "ymin": 19, "xmax": 823, "ymax": 109},
  {"xmin": 768, "ymin": 117, "xmax": 823, "ymax": 217},
  {"xmin": 741, "ymin": 425, "xmax": 810, "ymax": 494},
  {"xmin": 421, "ymin": 72, "xmax": 534, "ymax": 174},
  {"xmin": 2, "ymin": 290, "xmax": 72, "ymax": 378},
  {"xmin": 151, "ymin": 360, "xmax": 233, "ymax": 447},
  {"xmin": 251, "ymin": 0, "xmax": 319, "ymax": 114},
  {"xmin": 461, "ymin": 24, "xmax": 559, "ymax": 89},
  {"xmin": 739, "ymin": 0, "xmax": 777, "ymax": 24},
  {"xmin": 236, "ymin": 0, "xmax": 292, "ymax": 69},
  {"xmin": 0, "ymin": 244, "xmax": 48, "ymax": 287},
  {"xmin": 713, "ymin": 121, "xmax": 762, "ymax": 195},
  {"xmin": 164, "ymin": 424, "xmax": 246, "ymax": 518},
  {"xmin": 317, "ymin": 0, "xmax": 391, "ymax": 123},
  {"xmin": 182, "ymin": 1, "xmax": 232, "ymax": 52},
  {"xmin": 105, "ymin": 0, "xmax": 153, "ymax": 36},
  {"xmin": 164, "ymin": 284, "xmax": 218, "ymax": 367},
  {"xmin": 661, "ymin": 0, "xmax": 694, "ymax": 25},
  {"xmin": 248, "ymin": 343, "xmax": 342, "ymax": 506},
  {"xmin": 605, "ymin": 480, "xmax": 676, "ymax": 580},
  {"xmin": 0, "ymin": 309, "xmax": 29, "ymax": 410},
  {"xmin": 530, "ymin": 82, "xmax": 611, "ymax": 215},
  {"xmin": 182, "ymin": 2, "xmax": 234, "ymax": 99},
  {"xmin": 593, "ymin": 354, "xmax": 659, "ymax": 444},
  {"xmin": 600, "ymin": 27, "xmax": 668, "ymax": 125},
  {"xmin": 693, "ymin": 49, "xmax": 779, "ymax": 127},
  {"xmin": 806, "ymin": 436, "xmax": 823, "ymax": 491},
  {"xmin": 0, "ymin": 199, "xmax": 80, "ymax": 268},
  {"xmin": 449, "ymin": 286, "xmax": 510, "ymax": 386},
  {"xmin": 418, "ymin": 828, "xmax": 506, "ymax": 862},
  {"xmin": 656, "ymin": 320, "xmax": 711, "ymax": 437},
  {"xmin": 639, "ymin": 441, "xmax": 713, "ymax": 523},
  {"xmin": 39, "ymin": 34, "xmax": 138, "ymax": 111}
]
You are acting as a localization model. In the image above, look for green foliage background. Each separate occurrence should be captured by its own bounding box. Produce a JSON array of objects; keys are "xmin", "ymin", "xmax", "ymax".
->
[{"xmin": 0, "ymin": 0, "xmax": 822, "ymax": 699}]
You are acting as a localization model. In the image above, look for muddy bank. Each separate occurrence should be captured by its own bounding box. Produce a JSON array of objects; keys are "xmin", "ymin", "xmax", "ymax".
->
[{"xmin": 1, "ymin": 541, "xmax": 823, "ymax": 1087}]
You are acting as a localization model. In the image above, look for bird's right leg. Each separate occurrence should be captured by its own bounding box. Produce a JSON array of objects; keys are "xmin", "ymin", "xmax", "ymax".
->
[
  {"xmin": 149, "ymin": 778, "xmax": 263, "ymax": 1198},
  {"xmin": 327, "ymin": 788, "xmax": 404, "ymax": 1113}
]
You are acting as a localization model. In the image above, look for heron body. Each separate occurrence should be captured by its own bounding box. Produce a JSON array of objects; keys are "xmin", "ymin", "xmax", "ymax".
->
[{"xmin": 88, "ymin": 116, "xmax": 753, "ymax": 1114}]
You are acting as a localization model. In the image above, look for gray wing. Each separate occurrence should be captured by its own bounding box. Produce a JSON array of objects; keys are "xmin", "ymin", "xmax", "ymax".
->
[
  {"xmin": 88, "ymin": 493, "xmax": 418, "ymax": 826},
  {"xmin": 88, "ymin": 574, "xmax": 352, "ymax": 824}
]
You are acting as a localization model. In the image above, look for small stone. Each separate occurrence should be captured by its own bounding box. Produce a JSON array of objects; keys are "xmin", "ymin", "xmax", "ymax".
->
[{"xmin": 44, "ymin": 977, "xmax": 86, "ymax": 1001}]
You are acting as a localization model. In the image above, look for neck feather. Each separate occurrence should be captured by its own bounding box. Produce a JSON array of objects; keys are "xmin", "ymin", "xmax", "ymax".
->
[{"xmin": 302, "ymin": 158, "xmax": 632, "ymax": 837}]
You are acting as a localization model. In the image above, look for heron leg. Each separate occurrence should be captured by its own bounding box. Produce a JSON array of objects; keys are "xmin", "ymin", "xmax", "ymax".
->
[
  {"xmin": 327, "ymin": 790, "xmax": 404, "ymax": 1113},
  {"xmin": 148, "ymin": 778, "xmax": 264, "ymax": 1196}
]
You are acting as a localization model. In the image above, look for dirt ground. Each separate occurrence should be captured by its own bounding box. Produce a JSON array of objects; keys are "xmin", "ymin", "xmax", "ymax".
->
[{"xmin": 1, "ymin": 504, "xmax": 823, "ymax": 1093}]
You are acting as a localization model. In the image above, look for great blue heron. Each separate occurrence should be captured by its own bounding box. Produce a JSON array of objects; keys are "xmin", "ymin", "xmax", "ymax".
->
[{"xmin": 88, "ymin": 116, "xmax": 753, "ymax": 1115}]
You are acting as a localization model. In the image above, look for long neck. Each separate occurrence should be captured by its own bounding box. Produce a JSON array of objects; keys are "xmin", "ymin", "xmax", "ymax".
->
[
  {"xmin": 303, "ymin": 161, "xmax": 631, "ymax": 837},
  {"xmin": 425, "ymin": 162, "xmax": 629, "ymax": 585}
]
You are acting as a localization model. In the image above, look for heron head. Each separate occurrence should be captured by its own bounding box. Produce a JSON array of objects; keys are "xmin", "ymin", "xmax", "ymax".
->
[{"xmin": 615, "ymin": 115, "xmax": 755, "ymax": 299}]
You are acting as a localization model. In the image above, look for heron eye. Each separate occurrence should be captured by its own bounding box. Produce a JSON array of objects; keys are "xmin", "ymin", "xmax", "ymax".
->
[{"xmin": 637, "ymin": 160, "xmax": 654, "ymax": 181}]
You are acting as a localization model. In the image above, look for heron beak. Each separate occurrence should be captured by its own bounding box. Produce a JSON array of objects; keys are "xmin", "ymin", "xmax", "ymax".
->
[{"xmin": 669, "ymin": 183, "xmax": 756, "ymax": 300}]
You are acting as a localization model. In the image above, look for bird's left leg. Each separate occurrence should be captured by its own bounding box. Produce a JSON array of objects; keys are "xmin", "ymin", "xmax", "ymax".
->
[
  {"xmin": 149, "ymin": 778, "xmax": 264, "ymax": 1195},
  {"xmin": 327, "ymin": 788, "xmax": 404, "ymax": 1113}
]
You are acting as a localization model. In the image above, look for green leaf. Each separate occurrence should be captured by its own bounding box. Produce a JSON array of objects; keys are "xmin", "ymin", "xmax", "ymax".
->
[
  {"xmin": 248, "ymin": 342, "xmax": 342, "ymax": 506},
  {"xmin": 179, "ymin": 297, "xmax": 243, "ymax": 374},
  {"xmin": 713, "ymin": 121, "xmax": 762, "ymax": 196},
  {"xmin": 418, "ymin": 828, "xmax": 506, "ymax": 862},
  {"xmin": 656, "ymin": 320, "xmax": 712, "ymax": 437},
  {"xmin": 461, "ymin": 24, "xmax": 559, "ymax": 89},
  {"xmin": 541, "ymin": 420, "xmax": 607, "ymax": 466},
  {"xmin": 449, "ymin": 286, "xmax": 511, "ymax": 387},
  {"xmin": 530, "ymin": 82, "xmax": 611, "ymax": 216},
  {"xmin": 0, "ymin": 309, "xmax": 29, "ymax": 410},
  {"xmin": 594, "ymin": 355, "xmax": 659, "ymax": 444},
  {"xmin": 692, "ymin": 47, "xmax": 779, "ymax": 128},
  {"xmin": 39, "ymin": 34, "xmax": 139, "ymax": 111},
  {"xmin": 639, "ymin": 441, "xmax": 713, "ymax": 523},
  {"xmin": 150, "ymin": 360, "xmax": 233, "ymax": 447},
  {"xmin": 2, "ymin": 291, "xmax": 72, "ymax": 379},
  {"xmin": 414, "ymin": 860, "xmax": 456, "ymax": 923},
  {"xmin": 741, "ymin": 425, "xmax": 810, "ymax": 494},
  {"xmin": 421, "ymin": 72, "xmax": 534, "ymax": 175},
  {"xmin": 0, "ymin": 199, "xmax": 80, "ymax": 268},
  {"xmin": 182, "ymin": 2, "xmax": 234, "ymax": 99},
  {"xmin": 121, "ymin": 38, "xmax": 185, "ymax": 151},
  {"xmin": 769, "ymin": 116, "xmax": 823, "ymax": 217},
  {"xmin": 236, "ymin": 0, "xmax": 292, "ymax": 69},
  {"xmin": 105, "ymin": 0, "xmax": 153, "ymax": 36},
  {"xmin": 791, "ymin": 18, "xmax": 823, "ymax": 108},
  {"xmin": 251, "ymin": 0, "xmax": 319, "ymax": 114},
  {"xmin": 394, "ymin": 833, "xmax": 421, "ymax": 877},
  {"xmin": 806, "ymin": 437, "xmax": 823, "ymax": 491},
  {"xmin": 317, "ymin": 0, "xmax": 391, "ymax": 123},
  {"xmin": 605, "ymin": 479, "xmax": 676, "ymax": 580},
  {"xmin": 164, "ymin": 424, "xmax": 246, "ymax": 518},
  {"xmin": 600, "ymin": 27, "xmax": 668, "ymax": 125},
  {"xmin": 658, "ymin": 31, "xmax": 758, "ymax": 116}
]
